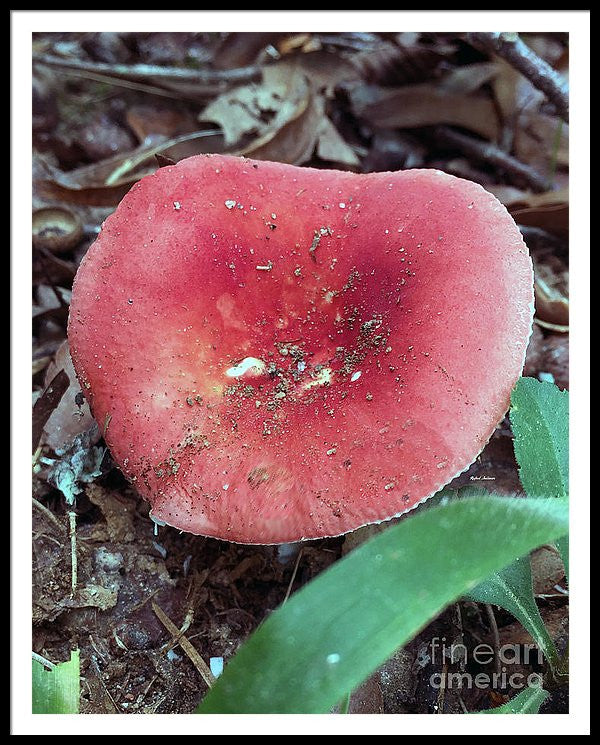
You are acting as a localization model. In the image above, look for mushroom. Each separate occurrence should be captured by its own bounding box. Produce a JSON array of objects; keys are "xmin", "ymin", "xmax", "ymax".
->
[
  {"xmin": 68, "ymin": 154, "xmax": 533, "ymax": 544},
  {"xmin": 33, "ymin": 207, "xmax": 83, "ymax": 254}
]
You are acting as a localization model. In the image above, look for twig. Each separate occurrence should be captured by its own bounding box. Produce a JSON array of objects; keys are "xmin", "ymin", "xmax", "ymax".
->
[
  {"xmin": 152, "ymin": 601, "xmax": 215, "ymax": 688},
  {"xmin": 32, "ymin": 651, "xmax": 55, "ymax": 669},
  {"xmin": 32, "ymin": 65, "xmax": 188, "ymax": 100},
  {"xmin": 485, "ymin": 603, "xmax": 502, "ymax": 678},
  {"xmin": 90, "ymin": 655, "xmax": 120, "ymax": 712},
  {"xmin": 435, "ymin": 126, "xmax": 551, "ymax": 192},
  {"xmin": 33, "ymin": 53, "xmax": 261, "ymax": 91},
  {"xmin": 68, "ymin": 510, "xmax": 78, "ymax": 597},
  {"xmin": 140, "ymin": 674, "xmax": 158, "ymax": 705},
  {"xmin": 468, "ymin": 32, "xmax": 569, "ymax": 122},
  {"xmin": 32, "ymin": 497, "xmax": 63, "ymax": 533},
  {"xmin": 282, "ymin": 547, "xmax": 303, "ymax": 604}
]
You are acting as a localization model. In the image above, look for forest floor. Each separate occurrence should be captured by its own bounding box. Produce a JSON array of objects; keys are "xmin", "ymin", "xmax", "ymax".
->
[{"xmin": 32, "ymin": 30, "xmax": 569, "ymax": 714}]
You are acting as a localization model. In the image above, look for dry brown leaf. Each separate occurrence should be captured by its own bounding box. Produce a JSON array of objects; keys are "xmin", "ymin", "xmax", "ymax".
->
[
  {"xmin": 32, "ymin": 284, "xmax": 71, "ymax": 322},
  {"xmin": 316, "ymin": 116, "xmax": 360, "ymax": 167},
  {"xmin": 277, "ymin": 34, "xmax": 316, "ymax": 57},
  {"xmin": 514, "ymin": 112, "xmax": 568, "ymax": 172},
  {"xmin": 486, "ymin": 184, "xmax": 531, "ymax": 205},
  {"xmin": 531, "ymin": 546, "xmax": 566, "ymax": 596},
  {"xmin": 213, "ymin": 32, "xmax": 288, "ymax": 69},
  {"xmin": 235, "ymin": 79, "xmax": 324, "ymax": 165},
  {"xmin": 503, "ymin": 187, "xmax": 569, "ymax": 237},
  {"xmin": 33, "ymin": 142, "xmax": 162, "ymax": 206},
  {"xmin": 35, "ymin": 131, "xmax": 224, "ymax": 206},
  {"xmin": 523, "ymin": 324, "xmax": 569, "ymax": 387},
  {"xmin": 523, "ymin": 222, "xmax": 570, "ymax": 328},
  {"xmin": 492, "ymin": 605, "xmax": 568, "ymax": 649},
  {"xmin": 42, "ymin": 340, "xmax": 97, "ymax": 453},
  {"xmin": 511, "ymin": 202, "xmax": 568, "ymax": 237},
  {"xmin": 63, "ymin": 585, "xmax": 119, "ymax": 612},
  {"xmin": 492, "ymin": 56, "xmax": 545, "ymax": 127},
  {"xmin": 347, "ymin": 83, "xmax": 499, "ymax": 141},
  {"xmin": 439, "ymin": 61, "xmax": 499, "ymax": 95},
  {"xmin": 200, "ymin": 63, "xmax": 311, "ymax": 148},
  {"xmin": 87, "ymin": 483, "xmax": 137, "ymax": 543},
  {"xmin": 283, "ymin": 50, "xmax": 358, "ymax": 96},
  {"xmin": 534, "ymin": 275, "xmax": 569, "ymax": 327},
  {"xmin": 126, "ymin": 104, "xmax": 200, "ymax": 141},
  {"xmin": 32, "ymin": 369, "xmax": 70, "ymax": 455},
  {"xmin": 349, "ymin": 38, "xmax": 450, "ymax": 86}
]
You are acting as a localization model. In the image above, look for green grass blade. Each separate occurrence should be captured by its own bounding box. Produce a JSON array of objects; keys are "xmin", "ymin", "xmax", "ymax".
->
[
  {"xmin": 478, "ymin": 685, "xmax": 549, "ymax": 714},
  {"xmin": 32, "ymin": 650, "xmax": 80, "ymax": 714},
  {"xmin": 197, "ymin": 495, "xmax": 568, "ymax": 713},
  {"xmin": 466, "ymin": 555, "xmax": 559, "ymax": 669}
]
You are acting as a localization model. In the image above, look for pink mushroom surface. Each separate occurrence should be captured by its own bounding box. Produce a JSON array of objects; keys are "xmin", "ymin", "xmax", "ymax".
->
[{"xmin": 68, "ymin": 154, "xmax": 533, "ymax": 544}]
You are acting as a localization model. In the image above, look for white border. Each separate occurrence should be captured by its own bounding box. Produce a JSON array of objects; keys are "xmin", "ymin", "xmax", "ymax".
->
[{"xmin": 12, "ymin": 10, "xmax": 590, "ymax": 736}]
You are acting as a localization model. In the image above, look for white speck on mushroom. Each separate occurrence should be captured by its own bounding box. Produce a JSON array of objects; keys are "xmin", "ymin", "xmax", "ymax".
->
[
  {"xmin": 256, "ymin": 261, "xmax": 273, "ymax": 271},
  {"xmin": 350, "ymin": 371, "xmax": 362, "ymax": 382},
  {"xmin": 173, "ymin": 201, "xmax": 181, "ymax": 210},
  {"xmin": 326, "ymin": 448, "xmax": 337, "ymax": 456},
  {"xmin": 302, "ymin": 367, "xmax": 333, "ymax": 390},
  {"xmin": 224, "ymin": 200, "xmax": 236, "ymax": 209},
  {"xmin": 338, "ymin": 202, "xmax": 346, "ymax": 209},
  {"xmin": 297, "ymin": 360, "xmax": 306, "ymax": 373},
  {"xmin": 222, "ymin": 483, "xmax": 229, "ymax": 491},
  {"xmin": 225, "ymin": 357, "xmax": 266, "ymax": 378}
]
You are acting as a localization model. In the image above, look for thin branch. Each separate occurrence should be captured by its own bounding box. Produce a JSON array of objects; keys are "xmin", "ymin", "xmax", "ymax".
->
[
  {"xmin": 32, "ymin": 651, "xmax": 55, "ymax": 669},
  {"xmin": 282, "ymin": 547, "xmax": 304, "ymax": 605},
  {"xmin": 68, "ymin": 510, "xmax": 78, "ymax": 597},
  {"xmin": 152, "ymin": 601, "xmax": 215, "ymax": 688},
  {"xmin": 468, "ymin": 32, "xmax": 569, "ymax": 122},
  {"xmin": 485, "ymin": 603, "xmax": 502, "ymax": 678},
  {"xmin": 435, "ymin": 126, "xmax": 551, "ymax": 192},
  {"xmin": 33, "ymin": 53, "xmax": 261, "ymax": 93},
  {"xmin": 32, "ymin": 497, "xmax": 64, "ymax": 533}
]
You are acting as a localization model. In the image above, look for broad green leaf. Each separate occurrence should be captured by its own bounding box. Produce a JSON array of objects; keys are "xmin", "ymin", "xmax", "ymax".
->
[
  {"xmin": 32, "ymin": 650, "xmax": 80, "ymax": 714},
  {"xmin": 465, "ymin": 555, "xmax": 559, "ymax": 669},
  {"xmin": 197, "ymin": 495, "xmax": 568, "ymax": 713},
  {"xmin": 478, "ymin": 685, "xmax": 549, "ymax": 714},
  {"xmin": 510, "ymin": 377, "xmax": 568, "ymax": 499}
]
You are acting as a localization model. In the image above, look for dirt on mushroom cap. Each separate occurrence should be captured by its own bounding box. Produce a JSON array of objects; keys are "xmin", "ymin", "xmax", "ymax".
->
[{"xmin": 67, "ymin": 154, "xmax": 533, "ymax": 544}]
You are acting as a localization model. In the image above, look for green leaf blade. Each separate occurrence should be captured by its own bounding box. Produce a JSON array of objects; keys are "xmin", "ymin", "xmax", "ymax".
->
[
  {"xmin": 466, "ymin": 556, "xmax": 558, "ymax": 668},
  {"xmin": 510, "ymin": 377, "xmax": 569, "ymax": 499},
  {"xmin": 556, "ymin": 534, "xmax": 569, "ymax": 580},
  {"xmin": 197, "ymin": 495, "xmax": 568, "ymax": 714},
  {"xmin": 478, "ymin": 685, "xmax": 549, "ymax": 714},
  {"xmin": 32, "ymin": 650, "xmax": 80, "ymax": 714}
]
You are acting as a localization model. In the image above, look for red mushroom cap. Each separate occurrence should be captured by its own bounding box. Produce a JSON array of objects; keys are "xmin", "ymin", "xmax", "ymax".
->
[{"xmin": 68, "ymin": 154, "xmax": 533, "ymax": 544}]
